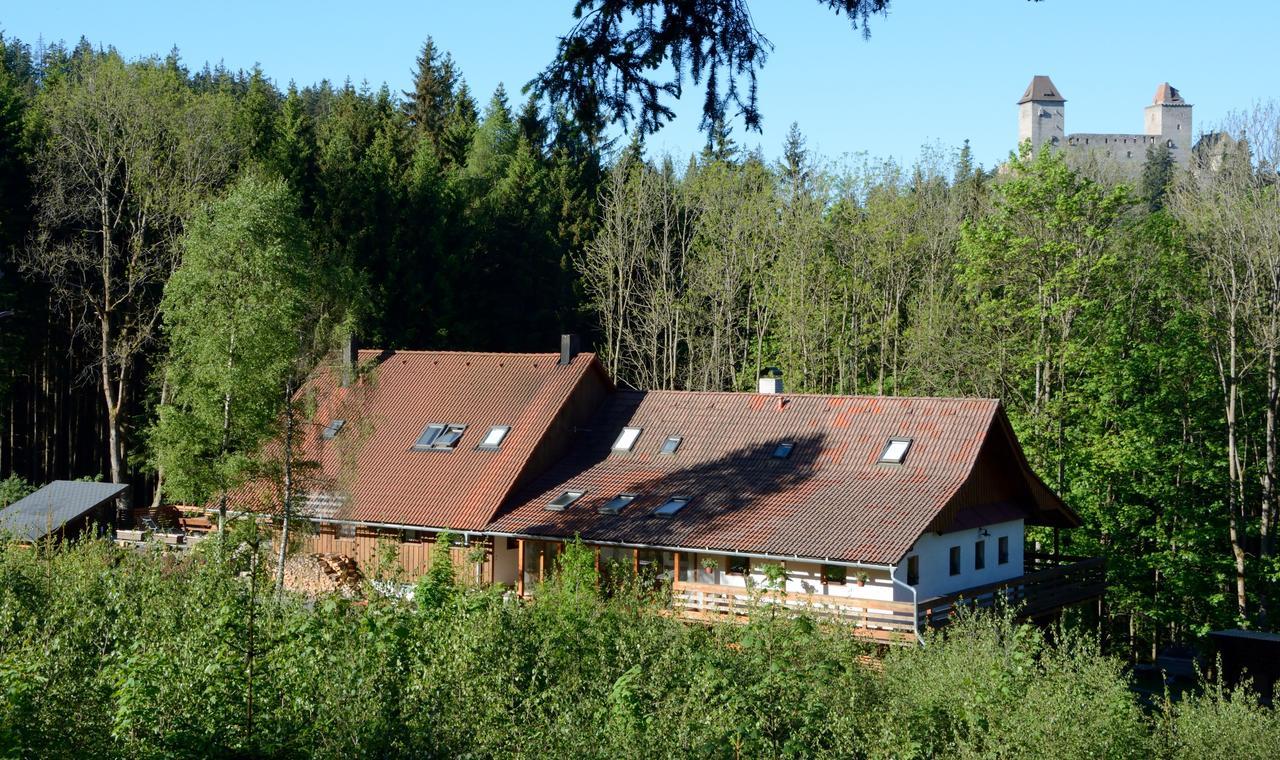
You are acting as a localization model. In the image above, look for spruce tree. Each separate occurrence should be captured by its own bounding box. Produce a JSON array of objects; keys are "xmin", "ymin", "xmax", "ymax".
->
[
  {"xmin": 439, "ymin": 80, "xmax": 478, "ymax": 170},
  {"xmin": 402, "ymin": 37, "xmax": 457, "ymax": 156},
  {"xmin": 1141, "ymin": 142, "xmax": 1175, "ymax": 212}
]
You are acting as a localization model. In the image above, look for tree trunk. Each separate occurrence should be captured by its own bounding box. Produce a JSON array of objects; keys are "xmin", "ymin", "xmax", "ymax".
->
[
  {"xmin": 275, "ymin": 378, "xmax": 295, "ymax": 595},
  {"xmin": 1226, "ymin": 321, "xmax": 1248, "ymax": 619}
]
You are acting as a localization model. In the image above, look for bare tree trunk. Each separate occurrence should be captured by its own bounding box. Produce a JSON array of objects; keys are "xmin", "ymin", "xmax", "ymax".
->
[
  {"xmin": 149, "ymin": 372, "xmax": 170, "ymax": 511},
  {"xmin": 1226, "ymin": 321, "xmax": 1248, "ymax": 619},
  {"xmin": 275, "ymin": 377, "xmax": 295, "ymax": 595}
]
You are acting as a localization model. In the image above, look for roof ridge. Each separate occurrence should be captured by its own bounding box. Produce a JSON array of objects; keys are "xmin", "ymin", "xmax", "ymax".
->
[
  {"xmin": 615, "ymin": 388, "xmax": 1001, "ymax": 404},
  {"xmin": 360, "ymin": 349, "xmax": 587, "ymax": 358}
]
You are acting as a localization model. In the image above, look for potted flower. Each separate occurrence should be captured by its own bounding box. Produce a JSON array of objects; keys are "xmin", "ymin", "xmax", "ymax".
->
[
  {"xmin": 855, "ymin": 572, "xmax": 869, "ymax": 587},
  {"xmin": 701, "ymin": 557, "xmax": 718, "ymax": 577}
]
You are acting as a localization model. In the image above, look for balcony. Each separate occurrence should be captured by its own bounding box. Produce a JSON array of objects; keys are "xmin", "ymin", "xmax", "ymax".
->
[{"xmin": 670, "ymin": 554, "xmax": 1105, "ymax": 645}]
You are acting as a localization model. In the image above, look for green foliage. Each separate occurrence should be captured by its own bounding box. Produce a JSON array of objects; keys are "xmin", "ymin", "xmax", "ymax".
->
[
  {"xmin": 415, "ymin": 530, "xmax": 458, "ymax": 611},
  {"xmin": 1, "ymin": 539, "xmax": 1274, "ymax": 757},
  {"xmin": 1156, "ymin": 679, "xmax": 1280, "ymax": 760},
  {"xmin": 0, "ymin": 476, "xmax": 32, "ymax": 508},
  {"xmin": 154, "ymin": 173, "xmax": 317, "ymax": 506}
]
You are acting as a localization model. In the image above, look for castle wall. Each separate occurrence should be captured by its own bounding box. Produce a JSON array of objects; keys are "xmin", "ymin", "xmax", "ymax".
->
[
  {"xmin": 1064, "ymin": 133, "xmax": 1160, "ymax": 173},
  {"xmin": 1019, "ymin": 77, "xmax": 1193, "ymax": 175}
]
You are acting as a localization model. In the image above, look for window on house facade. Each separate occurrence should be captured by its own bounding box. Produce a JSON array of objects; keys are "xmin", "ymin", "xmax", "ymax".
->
[
  {"xmin": 878, "ymin": 438, "xmax": 912, "ymax": 464},
  {"xmin": 728, "ymin": 555, "xmax": 750, "ymax": 575},
  {"xmin": 598, "ymin": 493, "xmax": 636, "ymax": 515},
  {"xmin": 337, "ymin": 523, "xmax": 356, "ymax": 539},
  {"xmin": 321, "ymin": 419, "xmax": 345, "ymax": 439},
  {"xmin": 546, "ymin": 490, "xmax": 585, "ymax": 511},
  {"xmin": 822, "ymin": 564, "xmax": 847, "ymax": 585},
  {"xmin": 477, "ymin": 425, "xmax": 511, "ymax": 450},
  {"xmin": 906, "ymin": 555, "xmax": 919, "ymax": 586},
  {"xmin": 998, "ymin": 536, "xmax": 1010, "ymax": 565},
  {"xmin": 949, "ymin": 546, "xmax": 961, "ymax": 576},
  {"xmin": 413, "ymin": 423, "xmax": 466, "ymax": 450},
  {"xmin": 612, "ymin": 426, "xmax": 642, "ymax": 451},
  {"xmin": 975, "ymin": 540, "xmax": 986, "ymax": 570},
  {"xmin": 654, "ymin": 496, "xmax": 690, "ymax": 516},
  {"xmin": 773, "ymin": 442, "xmax": 794, "ymax": 459},
  {"xmin": 660, "ymin": 435, "xmax": 683, "ymax": 454}
]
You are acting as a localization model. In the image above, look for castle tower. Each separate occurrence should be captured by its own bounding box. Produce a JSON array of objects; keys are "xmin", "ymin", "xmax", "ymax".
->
[
  {"xmin": 1144, "ymin": 83, "xmax": 1192, "ymax": 167},
  {"xmin": 1017, "ymin": 75, "xmax": 1066, "ymax": 154}
]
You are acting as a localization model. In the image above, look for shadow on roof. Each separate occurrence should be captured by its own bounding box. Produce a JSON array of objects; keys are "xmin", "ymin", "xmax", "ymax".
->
[{"xmin": 500, "ymin": 431, "xmax": 828, "ymax": 545}]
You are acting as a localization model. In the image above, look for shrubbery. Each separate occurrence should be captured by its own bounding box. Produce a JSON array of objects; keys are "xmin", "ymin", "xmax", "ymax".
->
[{"xmin": 0, "ymin": 536, "xmax": 1274, "ymax": 758}]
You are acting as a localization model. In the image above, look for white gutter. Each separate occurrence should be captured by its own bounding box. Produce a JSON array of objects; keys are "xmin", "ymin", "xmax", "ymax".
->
[{"xmin": 890, "ymin": 563, "xmax": 925, "ymax": 646}]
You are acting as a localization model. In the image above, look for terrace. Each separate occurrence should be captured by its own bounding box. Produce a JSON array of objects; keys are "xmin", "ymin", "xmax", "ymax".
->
[{"xmin": 669, "ymin": 552, "xmax": 1105, "ymax": 645}]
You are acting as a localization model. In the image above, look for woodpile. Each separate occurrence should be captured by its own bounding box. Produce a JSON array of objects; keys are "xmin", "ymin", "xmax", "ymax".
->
[{"xmin": 282, "ymin": 553, "xmax": 364, "ymax": 598}]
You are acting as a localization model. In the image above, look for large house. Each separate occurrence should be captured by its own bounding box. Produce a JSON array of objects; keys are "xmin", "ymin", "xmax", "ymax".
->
[{"xmin": 227, "ymin": 337, "xmax": 1103, "ymax": 643}]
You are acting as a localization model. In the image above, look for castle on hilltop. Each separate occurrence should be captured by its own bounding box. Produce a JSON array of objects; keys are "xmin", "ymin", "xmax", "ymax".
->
[{"xmin": 1017, "ymin": 75, "xmax": 1192, "ymax": 172}]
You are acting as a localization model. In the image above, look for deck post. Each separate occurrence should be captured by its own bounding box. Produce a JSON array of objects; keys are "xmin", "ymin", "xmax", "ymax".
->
[
  {"xmin": 516, "ymin": 539, "xmax": 525, "ymax": 596},
  {"xmin": 632, "ymin": 548, "xmax": 639, "ymax": 574},
  {"xmin": 673, "ymin": 551, "xmax": 680, "ymax": 582},
  {"xmin": 538, "ymin": 543, "xmax": 545, "ymax": 583}
]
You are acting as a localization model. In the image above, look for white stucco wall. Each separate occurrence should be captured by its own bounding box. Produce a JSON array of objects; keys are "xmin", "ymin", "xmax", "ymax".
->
[
  {"xmin": 892, "ymin": 518, "xmax": 1024, "ymax": 603},
  {"xmin": 491, "ymin": 537, "xmax": 517, "ymax": 586}
]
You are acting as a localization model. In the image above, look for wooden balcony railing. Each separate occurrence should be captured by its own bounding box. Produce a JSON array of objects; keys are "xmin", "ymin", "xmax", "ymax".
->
[
  {"xmin": 669, "ymin": 556, "xmax": 1105, "ymax": 646},
  {"xmin": 670, "ymin": 580, "xmax": 920, "ymax": 644},
  {"xmin": 917, "ymin": 556, "xmax": 1106, "ymax": 628}
]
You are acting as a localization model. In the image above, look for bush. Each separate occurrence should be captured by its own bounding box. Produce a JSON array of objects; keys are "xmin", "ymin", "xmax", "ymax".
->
[
  {"xmin": 1157, "ymin": 679, "xmax": 1280, "ymax": 760},
  {"xmin": 0, "ymin": 538, "xmax": 1274, "ymax": 757}
]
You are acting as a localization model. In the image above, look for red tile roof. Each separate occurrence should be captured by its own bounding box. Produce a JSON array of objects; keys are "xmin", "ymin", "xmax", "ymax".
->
[
  {"xmin": 487, "ymin": 391, "xmax": 1076, "ymax": 565},
  {"xmin": 294, "ymin": 350, "xmax": 607, "ymax": 531},
  {"xmin": 1152, "ymin": 82, "xmax": 1187, "ymax": 105},
  {"xmin": 1018, "ymin": 75, "xmax": 1065, "ymax": 105}
]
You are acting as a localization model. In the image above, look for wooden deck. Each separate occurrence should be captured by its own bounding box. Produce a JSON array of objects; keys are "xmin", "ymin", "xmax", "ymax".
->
[
  {"xmin": 670, "ymin": 556, "xmax": 1105, "ymax": 645},
  {"xmin": 917, "ymin": 556, "xmax": 1105, "ymax": 628}
]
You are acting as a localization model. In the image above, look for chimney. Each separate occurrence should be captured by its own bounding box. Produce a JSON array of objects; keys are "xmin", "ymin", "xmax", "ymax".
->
[
  {"xmin": 559, "ymin": 334, "xmax": 581, "ymax": 365},
  {"xmin": 341, "ymin": 333, "xmax": 359, "ymax": 387},
  {"xmin": 757, "ymin": 367, "xmax": 783, "ymax": 394}
]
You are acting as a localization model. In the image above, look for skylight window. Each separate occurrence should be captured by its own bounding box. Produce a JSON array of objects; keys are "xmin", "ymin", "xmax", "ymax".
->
[
  {"xmin": 772, "ymin": 442, "xmax": 794, "ymax": 459},
  {"xmin": 413, "ymin": 423, "xmax": 466, "ymax": 451},
  {"xmin": 477, "ymin": 425, "xmax": 511, "ymax": 450},
  {"xmin": 598, "ymin": 493, "xmax": 637, "ymax": 515},
  {"xmin": 878, "ymin": 437, "xmax": 912, "ymax": 464},
  {"xmin": 660, "ymin": 435, "xmax": 682, "ymax": 454},
  {"xmin": 546, "ymin": 490, "xmax": 585, "ymax": 511},
  {"xmin": 612, "ymin": 426, "xmax": 642, "ymax": 452},
  {"xmin": 653, "ymin": 496, "xmax": 691, "ymax": 517},
  {"xmin": 321, "ymin": 419, "xmax": 345, "ymax": 440}
]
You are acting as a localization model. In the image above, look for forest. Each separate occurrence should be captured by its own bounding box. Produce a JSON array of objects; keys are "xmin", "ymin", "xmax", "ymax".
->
[{"xmin": 0, "ymin": 21, "xmax": 1279, "ymax": 682}]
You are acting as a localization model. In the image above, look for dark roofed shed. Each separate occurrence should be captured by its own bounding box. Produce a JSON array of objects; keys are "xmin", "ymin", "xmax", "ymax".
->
[{"xmin": 0, "ymin": 480, "xmax": 129, "ymax": 543}]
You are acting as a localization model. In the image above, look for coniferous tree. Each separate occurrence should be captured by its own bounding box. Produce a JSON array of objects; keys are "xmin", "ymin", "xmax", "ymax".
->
[
  {"xmin": 439, "ymin": 80, "xmax": 478, "ymax": 170},
  {"xmin": 402, "ymin": 37, "xmax": 457, "ymax": 157},
  {"xmin": 1141, "ymin": 142, "xmax": 1175, "ymax": 212},
  {"xmin": 0, "ymin": 37, "xmax": 34, "ymax": 405}
]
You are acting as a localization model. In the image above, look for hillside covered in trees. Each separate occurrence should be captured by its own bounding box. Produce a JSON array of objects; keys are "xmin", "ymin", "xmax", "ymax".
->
[{"xmin": 1, "ymin": 30, "xmax": 1279, "ymax": 665}]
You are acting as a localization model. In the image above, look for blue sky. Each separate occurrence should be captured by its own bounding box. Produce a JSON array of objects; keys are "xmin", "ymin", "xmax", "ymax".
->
[{"xmin": 3, "ymin": 1, "xmax": 1275, "ymax": 170}]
